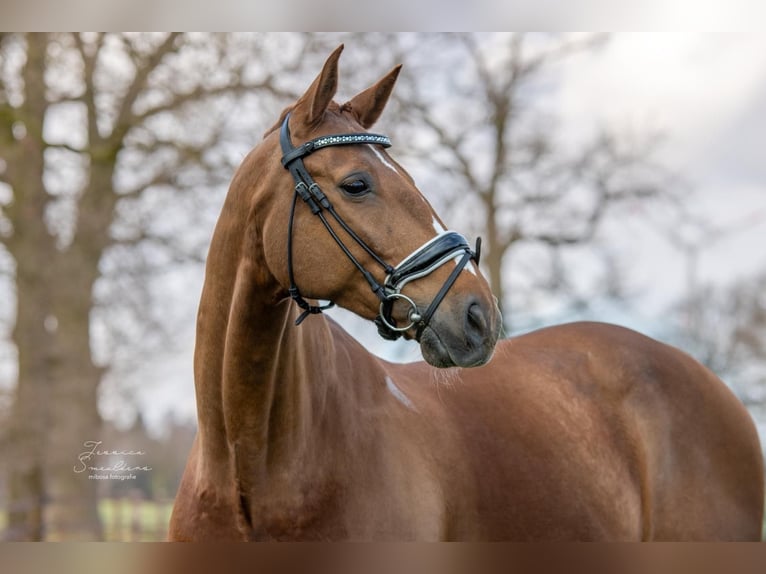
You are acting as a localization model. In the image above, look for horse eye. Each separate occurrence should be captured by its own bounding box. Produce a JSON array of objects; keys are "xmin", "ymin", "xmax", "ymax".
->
[{"xmin": 340, "ymin": 179, "xmax": 370, "ymax": 196}]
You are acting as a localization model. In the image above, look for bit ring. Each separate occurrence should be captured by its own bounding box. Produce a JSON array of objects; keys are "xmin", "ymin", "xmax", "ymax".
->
[{"xmin": 378, "ymin": 293, "xmax": 422, "ymax": 333}]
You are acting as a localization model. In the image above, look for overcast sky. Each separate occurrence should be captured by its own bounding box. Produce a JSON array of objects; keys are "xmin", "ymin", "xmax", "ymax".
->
[{"xmin": 555, "ymin": 33, "xmax": 766, "ymax": 299}]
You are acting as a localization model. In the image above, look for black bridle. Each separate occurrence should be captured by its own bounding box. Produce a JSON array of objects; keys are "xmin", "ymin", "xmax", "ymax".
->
[{"xmin": 279, "ymin": 113, "xmax": 481, "ymax": 341}]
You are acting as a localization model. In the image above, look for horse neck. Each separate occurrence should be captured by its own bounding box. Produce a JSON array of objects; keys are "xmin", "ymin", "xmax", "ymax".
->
[{"xmin": 192, "ymin": 168, "xmax": 379, "ymax": 486}]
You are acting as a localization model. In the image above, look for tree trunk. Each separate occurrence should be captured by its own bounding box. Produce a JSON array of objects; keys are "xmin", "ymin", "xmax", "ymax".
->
[
  {"xmin": 42, "ymin": 246, "xmax": 104, "ymax": 540},
  {"xmin": 483, "ymin": 190, "xmax": 508, "ymax": 334},
  {"xmin": 486, "ymin": 245, "xmax": 507, "ymax": 335},
  {"xmin": 3, "ymin": 33, "xmax": 104, "ymax": 540},
  {"xmin": 6, "ymin": 248, "xmax": 104, "ymax": 540},
  {"xmin": 3, "ymin": 33, "xmax": 53, "ymax": 540},
  {"xmin": 38, "ymin": 154, "xmax": 119, "ymax": 540},
  {"xmin": 5, "ymin": 270, "xmax": 52, "ymax": 540}
]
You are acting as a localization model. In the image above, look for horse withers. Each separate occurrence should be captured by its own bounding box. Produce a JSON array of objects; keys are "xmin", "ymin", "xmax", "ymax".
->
[{"xmin": 169, "ymin": 46, "xmax": 764, "ymax": 541}]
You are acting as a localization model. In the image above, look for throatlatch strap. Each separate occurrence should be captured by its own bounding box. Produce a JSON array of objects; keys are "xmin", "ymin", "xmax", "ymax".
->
[{"xmin": 286, "ymin": 191, "xmax": 335, "ymax": 324}]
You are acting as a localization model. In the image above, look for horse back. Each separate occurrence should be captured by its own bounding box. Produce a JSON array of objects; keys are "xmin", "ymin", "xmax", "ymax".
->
[{"xmin": 398, "ymin": 322, "xmax": 763, "ymax": 540}]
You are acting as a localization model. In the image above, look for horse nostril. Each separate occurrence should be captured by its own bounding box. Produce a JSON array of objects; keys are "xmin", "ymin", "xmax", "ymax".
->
[{"xmin": 465, "ymin": 302, "xmax": 488, "ymax": 346}]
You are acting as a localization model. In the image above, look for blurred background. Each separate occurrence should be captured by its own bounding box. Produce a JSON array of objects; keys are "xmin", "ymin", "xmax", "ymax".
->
[{"xmin": 0, "ymin": 32, "xmax": 764, "ymax": 541}]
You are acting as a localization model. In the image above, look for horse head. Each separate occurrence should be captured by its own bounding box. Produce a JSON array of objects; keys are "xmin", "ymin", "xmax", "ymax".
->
[{"xmin": 253, "ymin": 45, "xmax": 501, "ymax": 368}]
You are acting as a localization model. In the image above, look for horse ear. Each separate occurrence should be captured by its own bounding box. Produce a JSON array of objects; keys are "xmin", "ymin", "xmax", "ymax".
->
[
  {"xmin": 292, "ymin": 44, "xmax": 344, "ymax": 129},
  {"xmin": 343, "ymin": 64, "xmax": 402, "ymax": 129}
]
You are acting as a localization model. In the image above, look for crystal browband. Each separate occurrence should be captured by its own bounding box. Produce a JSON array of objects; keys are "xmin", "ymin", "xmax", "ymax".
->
[
  {"xmin": 281, "ymin": 129, "xmax": 392, "ymax": 168},
  {"xmin": 312, "ymin": 134, "xmax": 391, "ymax": 148}
]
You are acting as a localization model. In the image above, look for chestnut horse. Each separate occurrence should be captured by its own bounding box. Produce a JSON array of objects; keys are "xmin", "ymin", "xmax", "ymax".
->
[{"xmin": 169, "ymin": 46, "xmax": 764, "ymax": 541}]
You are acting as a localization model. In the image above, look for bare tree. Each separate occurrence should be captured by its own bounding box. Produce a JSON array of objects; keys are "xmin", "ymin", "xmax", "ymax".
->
[
  {"xmin": 662, "ymin": 209, "xmax": 766, "ymax": 422},
  {"xmin": 0, "ymin": 32, "xmax": 319, "ymax": 540},
  {"xmin": 385, "ymin": 33, "xmax": 677, "ymax": 332},
  {"xmin": 672, "ymin": 272, "xmax": 766, "ymax": 421}
]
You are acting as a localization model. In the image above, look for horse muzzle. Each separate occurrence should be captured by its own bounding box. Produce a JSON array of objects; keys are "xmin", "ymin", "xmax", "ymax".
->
[{"xmin": 419, "ymin": 294, "xmax": 499, "ymax": 368}]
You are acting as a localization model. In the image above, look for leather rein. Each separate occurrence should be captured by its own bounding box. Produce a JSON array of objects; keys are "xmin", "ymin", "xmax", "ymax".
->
[{"xmin": 279, "ymin": 113, "xmax": 481, "ymax": 341}]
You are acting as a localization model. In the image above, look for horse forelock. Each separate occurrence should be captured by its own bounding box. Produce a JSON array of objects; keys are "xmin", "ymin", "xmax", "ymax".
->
[{"xmin": 262, "ymin": 101, "xmax": 350, "ymax": 140}]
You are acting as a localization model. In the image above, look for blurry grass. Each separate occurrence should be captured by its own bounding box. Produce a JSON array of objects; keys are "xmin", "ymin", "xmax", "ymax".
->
[
  {"xmin": 100, "ymin": 498, "xmax": 174, "ymax": 541},
  {"xmin": 1, "ymin": 498, "xmax": 765, "ymax": 540},
  {"xmin": 0, "ymin": 499, "xmax": 174, "ymax": 541}
]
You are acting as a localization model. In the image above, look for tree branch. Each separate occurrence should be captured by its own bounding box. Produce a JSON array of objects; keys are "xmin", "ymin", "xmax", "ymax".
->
[
  {"xmin": 73, "ymin": 33, "xmax": 103, "ymax": 117},
  {"xmin": 128, "ymin": 77, "xmax": 291, "ymax": 127},
  {"xmin": 116, "ymin": 111, "xmax": 232, "ymax": 200},
  {"xmin": 0, "ymin": 203, "xmax": 10, "ymax": 248},
  {"xmin": 117, "ymin": 169, "xmax": 177, "ymax": 200},
  {"xmin": 72, "ymin": 31, "xmax": 107, "ymax": 172},
  {"xmin": 407, "ymin": 98, "xmax": 482, "ymax": 193},
  {"xmin": 107, "ymin": 227, "xmax": 207, "ymax": 265},
  {"xmin": 0, "ymin": 34, "xmax": 14, "ymax": 103},
  {"xmin": 110, "ymin": 33, "xmax": 182, "ymax": 144},
  {"xmin": 43, "ymin": 141, "xmax": 86, "ymax": 154},
  {"xmin": 47, "ymin": 94, "xmax": 86, "ymax": 106},
  {"xmin": 520, "ymin": 33, "xmax": 608, "ymax": 76}
]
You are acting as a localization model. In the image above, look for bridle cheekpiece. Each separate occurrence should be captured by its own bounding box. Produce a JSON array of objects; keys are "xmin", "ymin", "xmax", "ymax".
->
[{"xmin": 279, "ymin": 113, "xmax": 481, "ymax": 341}]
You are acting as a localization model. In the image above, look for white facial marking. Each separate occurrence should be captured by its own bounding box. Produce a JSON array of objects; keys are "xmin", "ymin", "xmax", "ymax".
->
[
  {"xmin": 370, "ymin": 145, "xmax": 399, "ymax": 175},
  {"xmin": 449, "ymin": 253, "xmax": 478, "ymax": 275},
  {"xmin": 431, "ymin": 216, "xmax": 447, "ymax": 235},
  {"xmin": 385, "ymin": 376, "xmax": 417, "ymax": 411},
  {"xmin": 431, "ymin": 217, "xmax": 478, "ymax": 276}
]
